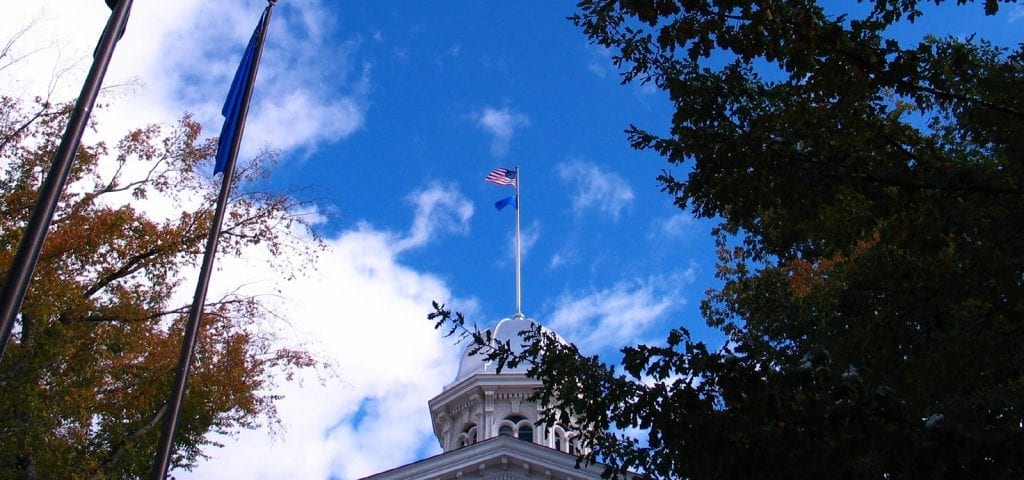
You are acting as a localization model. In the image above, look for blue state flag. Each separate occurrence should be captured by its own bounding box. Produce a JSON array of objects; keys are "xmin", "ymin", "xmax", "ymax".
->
[
  {"xmin": 495, "ymin": 195, "xmax": 517, "ymax": 211},
  {"xmin": 214, "ymin": 12, "xmax": 267, "ymax": 175}
]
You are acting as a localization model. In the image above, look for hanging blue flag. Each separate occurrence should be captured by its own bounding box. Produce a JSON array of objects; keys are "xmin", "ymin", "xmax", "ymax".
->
[
  {"xmin": 495, "ymin": 195, "xmax": 517, "ymax": 211},
  {"xmin": 214, "ymin": 12, "xmax": 267, "ymax": 175}
]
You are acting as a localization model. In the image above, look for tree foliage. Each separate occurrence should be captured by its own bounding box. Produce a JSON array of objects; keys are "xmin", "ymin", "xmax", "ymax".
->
[
  {"xmin": 436, "ymin": 0, "xmax": 1023, "ymax": 478},
  {"xmin": 0, "ymin": 95, "xmax": 323, "ymax": 479}
]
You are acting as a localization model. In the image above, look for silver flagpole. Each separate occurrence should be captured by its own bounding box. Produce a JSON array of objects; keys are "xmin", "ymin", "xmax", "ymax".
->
[{"xmin": 514, "ymin": 165, "xmax": 522, "ymax": 317}]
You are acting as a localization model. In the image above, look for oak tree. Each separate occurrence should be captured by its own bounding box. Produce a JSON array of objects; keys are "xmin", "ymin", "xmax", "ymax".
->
[
  {"xmin": 0, "ymin": 95, "xmax": 322, "ymax": 479},
  {"xmin": 436, "ymin": 0, "xmax": 1023, "ymax": 478}
]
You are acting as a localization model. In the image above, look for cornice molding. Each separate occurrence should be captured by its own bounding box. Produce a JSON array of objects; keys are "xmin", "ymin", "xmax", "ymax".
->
[{"xmin": 359, "ymin": 436, "xmax": 612, "ymax": 480}]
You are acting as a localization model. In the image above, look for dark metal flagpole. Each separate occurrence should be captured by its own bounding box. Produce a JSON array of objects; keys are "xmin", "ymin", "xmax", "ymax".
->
[
  {"xmin": 149, "ymin": 2, "xmax": 275, "ymax": 478},
  {"xmin": 0, "ymin": 0, "xmax": 134, "ymax": 362}
]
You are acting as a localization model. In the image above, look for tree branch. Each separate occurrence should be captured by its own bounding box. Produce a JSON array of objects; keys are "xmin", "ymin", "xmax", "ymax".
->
[
  {"xmin": 89, "ymin": 402, "xmax": 168, "ymax": 480},
  {"xmin": 898, "ymin": 80, "xmax": 1024, "ymax": 119}
]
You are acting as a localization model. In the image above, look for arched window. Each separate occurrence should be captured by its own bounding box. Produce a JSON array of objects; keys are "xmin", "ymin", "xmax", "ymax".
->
[
  {"xmin": 499, "ymin": 415, "xmax": 535, "ymax": 442},
  {"xmin": 455, "ymin": 424, "xmax": 477, "ymax": 449},
  {"xmin": 517, "ymin": 424, "xmax": 533, "ymax": 442},
  {"xmin": 551, "ymin": 428, "xmax": 567, "ymax": 452},
  {"xmin": 566, "ymin": 432, "xmax": 580, "ymax": 455}
]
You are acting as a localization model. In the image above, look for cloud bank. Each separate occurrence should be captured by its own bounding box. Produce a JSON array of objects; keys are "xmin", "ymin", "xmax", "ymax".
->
[
  {"xmin": 548, "ymin": 273, "xmax": 692, "ymax": 353},
  {"xmin": 182, "ymin": 204, "xmax": 469, "ymax": 479},
  {"xmin": 1, "ymin": 3, "xmax": 454, "ymax": 479},
  {"xmin": 1, "ymin": 0, "xmax": 366, "ymax": 162}
]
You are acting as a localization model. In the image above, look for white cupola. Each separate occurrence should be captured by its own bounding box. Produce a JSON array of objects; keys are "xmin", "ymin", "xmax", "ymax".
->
[
  {"xmin": 428, "ymin": 314, "xmax": 579, "ymax": 456},
  {"xmin": 361, "ymin": 313, "xmax": 617, "ymax": 480}
]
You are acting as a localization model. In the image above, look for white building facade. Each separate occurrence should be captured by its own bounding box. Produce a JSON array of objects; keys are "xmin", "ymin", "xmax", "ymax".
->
[{"xmin": 361, "ymin": 314, "xmax": 612, "ymax": 480}]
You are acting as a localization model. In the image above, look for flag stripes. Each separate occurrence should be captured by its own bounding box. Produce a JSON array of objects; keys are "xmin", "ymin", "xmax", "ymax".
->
[{"xmin": 485, "ymin": 167, "xmax": 518, "ymax": 187}]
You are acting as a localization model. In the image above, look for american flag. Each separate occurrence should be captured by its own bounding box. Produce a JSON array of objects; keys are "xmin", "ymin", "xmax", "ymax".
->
[{"xmin": 485, "ymin": 167, "xmax": 517, "ymax": 187}]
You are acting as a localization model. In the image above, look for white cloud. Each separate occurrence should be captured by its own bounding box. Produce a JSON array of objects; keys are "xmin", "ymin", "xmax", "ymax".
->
[
  {"xmin": 176, "ymin": 224, "xmax": 462, "ymax": 479},
  {"xmin": 1009, "ymin": 5, "xmax": 1024, "ymax": 23},
  {"xmin": 584, "ymin": 44, "xmax": 659, "ymax": 98},
  {"xmin": 555, "ymin": 159, "xmax": 635, "ymax": 221},
  {"xmin": 657, "ymin": 213, "xmax": 696, "ymax": 238},
  {"xmin": 549, "ymin": 247, "xmax": 577, "ymax": 270},
  {"xmin": 174, "ymin": 185, "xmax": 482, "ymax": 479},
  {"xmin": 490, "ymin": 219, "xmax": 541, "ymax": 269},
  {"xmin": 0, "ymin": 5, "xmax": 108, "ymax": 101},
  {"xmin": 548, "ymin": 273, "xmax": 692, "ymax": 353},
  {"xmin": 586, "ymin": 44, "xmax": 613, "ymax": 79},
  {"xmin": 1, "ymin": 0, "xmax": 367, "ymax": 162},
  {"xmin": 519, "ymin": 220, "xmax": 541, "ymax": 259},
  {"xmin": 392, "ymin": 183, "xmax": 474, "ymax": 253},
  {"xmin": 1, "ymin": 5, "xmax": 466, "ymax": 478},
  {"xmin": 30, "ymin": 170, "xmax": 473, "ymax": 479},
  {"xmin": 476, "ymin": 106, "xmax": 529, "ymax": 157}
]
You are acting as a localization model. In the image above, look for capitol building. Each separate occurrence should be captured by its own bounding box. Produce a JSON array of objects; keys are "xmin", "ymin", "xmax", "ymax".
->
[{"xmin": 361, "ymin": 313, "xmax": 612, "ymax": 480}]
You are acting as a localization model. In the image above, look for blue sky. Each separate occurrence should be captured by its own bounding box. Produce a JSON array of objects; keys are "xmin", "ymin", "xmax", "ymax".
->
[
  {"xmin": 2, "ymin": 1, "xmax": 1021, "ymax": 478},
  {"xmin": 289, "ymin": 1, "xmax": 712, "ymax": 335}
]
